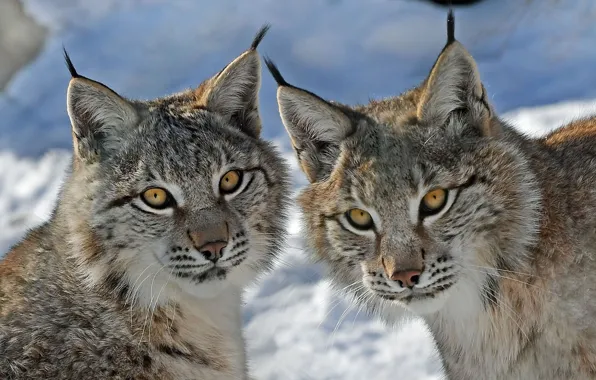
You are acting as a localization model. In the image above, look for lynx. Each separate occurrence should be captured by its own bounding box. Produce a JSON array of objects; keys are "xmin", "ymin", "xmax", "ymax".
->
[
  {"xmin": 266, "ymin": 13, "xmax": 596, "ymax": 380},
  {"xmin": 0, "ymin": 26, "xmax": 290, "ymax": 380}
]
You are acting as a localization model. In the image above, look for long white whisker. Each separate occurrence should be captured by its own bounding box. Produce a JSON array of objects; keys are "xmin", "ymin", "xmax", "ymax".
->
[
  {"xmin": 481, "ymin": 282, "xmax": 529, "ymax": 343},
  {"xmin": 329, "ymin": 302, "xmax": 355, "ymax": 349},
  {"xmin": 148, "ymin": 266, "xmax": 174, "ymax": 343},
  {"xmin": 138, "ymin": 264, "xmax": 167, "ymax": 346},
  {"xmin": 466, "ymin": 263, "xmax": 539, "ymax": 279},
  {"xmin": 129, "ymin": 262, "xmax": 158, "ymax": 327},
  {"xmin": 461, "ymin": 265, "xmax": 553, "ymax": 295}
]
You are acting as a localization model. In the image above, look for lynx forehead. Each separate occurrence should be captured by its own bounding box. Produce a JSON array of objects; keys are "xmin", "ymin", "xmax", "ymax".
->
[
  {"xmin": 268, "ymin": 11, "xmax": 596, "ymax": 380},
  {"xmin": 0, "ymin": 25, "xmax": 290, "ymax": 380}
]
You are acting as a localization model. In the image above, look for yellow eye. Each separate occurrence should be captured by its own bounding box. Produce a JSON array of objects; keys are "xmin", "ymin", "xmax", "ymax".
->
[
  {"xmin": 219, "ymin": 170, "xmax": 242, "ymax": 194},
  {"xmin": 346, "ymin": 208, "xmax": 374, "ymax": 230},
  {"xmin": 141, "ymin": 188, "xmax": 173, "ymax": 209},
  {"xmin": 420, "ymin": 188, "xmax": 448, "ymax": 216}
]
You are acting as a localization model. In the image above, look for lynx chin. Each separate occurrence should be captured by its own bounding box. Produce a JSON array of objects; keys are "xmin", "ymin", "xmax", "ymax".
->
[
  {"xmin": 266, "ymin": 12, "xmax": 596, "ymax": 380},
  {"xmin": 0, "ymin": 25, "xmax": 290, "ymax": 380}
]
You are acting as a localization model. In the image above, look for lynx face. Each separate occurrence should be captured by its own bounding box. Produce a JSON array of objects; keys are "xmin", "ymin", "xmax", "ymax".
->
[
  {"xmin": 299, "ymin": 124, "xmax": 539, "ymax": 315},
  {"xmin": 64, "ymin": 27, "xmax": 289, "ymax": 302},
  {"xmin": 88, "ymin": 108, "xmax": 288, "ymax": 298},
  {"xmin": 266, "ymin": 40, "xmax": 540, "ymax": 316}
]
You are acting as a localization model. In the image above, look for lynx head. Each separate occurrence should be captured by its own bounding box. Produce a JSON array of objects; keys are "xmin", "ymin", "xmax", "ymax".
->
[
  {"xmin": 60, "ymin": 26, "xmax": 289, "ymax": 304},
  {"xmin": 266, "ymin": 18, "xmax": 540, "ymax": 316}
]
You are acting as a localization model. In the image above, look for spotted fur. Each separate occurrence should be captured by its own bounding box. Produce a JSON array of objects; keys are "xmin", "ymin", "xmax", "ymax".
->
[
  {"xmin": 267, "ymin": 14, "xmax": 596, "ymax": 380},
  {"xmin": 0, "ymin": 25, "xmax": 290, "ymax": 380}
]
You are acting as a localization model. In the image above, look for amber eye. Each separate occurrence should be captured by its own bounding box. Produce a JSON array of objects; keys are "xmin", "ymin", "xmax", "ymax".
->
[
  {"xmin": 141, "ymin": 188, "xmax": 174, "ymax": 209},
  {"xmin": 346, "ymin": 208, "xmax": 374, "ymax": 230},
  {"xmin": 219, "ymin": 170, "xmax": 242, "ymax": 194},
  {"xmin": 420, "ymin": 188, "xmax": 448, "ymax": 216}
]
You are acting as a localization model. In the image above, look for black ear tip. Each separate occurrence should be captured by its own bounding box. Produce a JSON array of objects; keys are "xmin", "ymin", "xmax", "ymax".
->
[
  {"xmin": 63, "ymin": 46, "xmax": 79, "ymax": 78},
  {"xmin": 251, "ymin": 24, "xmax": 271, "ymax": 50},
  {"xmin": 263, "ymin": 56, "xmax": 288, "ymax": 87},
  {"xmin": 447, "ymin": 8, "xmax": 456, "ymax": 44}
]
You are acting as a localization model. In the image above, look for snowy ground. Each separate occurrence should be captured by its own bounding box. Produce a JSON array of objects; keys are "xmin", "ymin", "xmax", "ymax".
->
[{"xmin": 2, "ymin": 0, "xmax": 596, "ymax": 379}]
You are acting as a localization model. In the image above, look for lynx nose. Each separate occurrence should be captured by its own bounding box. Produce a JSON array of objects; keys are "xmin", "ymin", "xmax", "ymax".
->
[
  {"xmin": 382, "ymin": 256, "xmax": 422, "ymax": 288},
  {"xmin": 197, "ymin": 241, "xmax": 228, "ymax": 263},
  {"xmin": 390, "ymin": 270, "xmax": 421, "ymax": 288},
  {"xmin": 188, "ymin": 222, "xmax": 229, "ymax": 263}
]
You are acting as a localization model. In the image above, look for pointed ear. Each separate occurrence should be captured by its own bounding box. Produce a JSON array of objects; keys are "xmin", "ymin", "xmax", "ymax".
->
[
  {"xmin": 265, "ymin": 59, "xmax": 353, "ymax": 183},
  {"xmin": 198, "ymin": 26, "xmax": 269, "ymax": 138},
  {"xmin": 67, "ymin": 76, "xmax": 139, "ymax": 160},
  {"xmin": 417, "ymin": 41, "xmax": 498, "ymax": 137}
]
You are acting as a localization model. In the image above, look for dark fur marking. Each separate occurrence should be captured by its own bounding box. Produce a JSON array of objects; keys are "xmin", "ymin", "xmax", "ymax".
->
[
  {"xmin": 447, "ymin": 9, "xmax": 455, "ymax": 44},
  {"xmin": 158, "ymin": 345, "xmax": 193, "ymax": 360},
  {"xmin": 245, "ymin": 167, "xmax": 272, "ymax": 186},
  {"xmin": 106, "ymin": 195, "xmax": 135, "ymax": 209},
  {"xmin": 244, "ymin": 175, "xmax": 256, "ymax": 192},
  {"xmin": 263, "ymin": 57, "xmax": 289, "ymax": 87},
  {"xmin": 192, "ymin": 268, "xmax": 227, "ymax": 283},
  {"xmin": 170, "ymin": 255, "xmax": 197, "ymax": 262},
  {"xmin": 171, "ymin": 264, "xmax": 210, "ymax": 269},
  {"xmin": 157, "ymin": 344, "xmax": 209, "ymax": 366},
  {"xmin": 63, "ymin": 47, "xmax": 79, "ymax": 78},
  {"xmin": 479, "ymin": 85, "xmax": 492, "ymax": 117},
  {"xmin": 143, "ymin": 354, "xmax": 152, "ymax": 369},
  {"xmin": 103, "ymin": 271, "xmax": 129, "ymax": 302},
  {"xmin": 224, "ymin": 248, "xmax": 249, "ymax": 262},
  {"xmin": 495, "ymin": 255, "xmax": 514, "ymax": 273},
  {"xmin": 251, "ymin": 24, "xmax": 271, "ymax": 50},
  {"xmin": 481, "ymin": 274, "xmax": 499, "ymax": 310},
  {"xmin": 231, "ymin": 240, "xmax": 248, "ymax": 250}
]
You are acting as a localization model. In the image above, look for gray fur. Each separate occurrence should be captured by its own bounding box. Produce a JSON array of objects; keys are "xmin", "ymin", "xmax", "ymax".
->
[
  {"xmin": 0, "ymin": 26, "xmax": 290, "ymax": 380},
  {"xmin": 269, "ymin": 38, "xmax": 596, "ymax": 378}
]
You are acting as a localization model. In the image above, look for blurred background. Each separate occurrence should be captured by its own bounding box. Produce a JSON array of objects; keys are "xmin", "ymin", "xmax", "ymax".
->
[{"xmin": 1, "ymin": 0, "xmax": 595, "ymax": 378}]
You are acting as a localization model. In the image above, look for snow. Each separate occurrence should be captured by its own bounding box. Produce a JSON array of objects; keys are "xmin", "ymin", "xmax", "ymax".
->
[{"xmin": 2, "ymin": 0, "xmax": 596, "ymax": 378}]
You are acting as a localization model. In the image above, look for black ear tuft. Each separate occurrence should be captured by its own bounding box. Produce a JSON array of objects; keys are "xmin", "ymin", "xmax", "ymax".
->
[
  {"xmin": 63, "ymin": 46, "xmax": 79, "ymax": 78},
  {"xmin": 447, "ymin": 8, "xmax": 456, "ymax": 45},
  {"xmin": 251, "ymin": 24, "xmax": 271, "ymax": 50},
  {"xmin": 263, "ymin": 57, "xmax": 289, "ymax": 87}
]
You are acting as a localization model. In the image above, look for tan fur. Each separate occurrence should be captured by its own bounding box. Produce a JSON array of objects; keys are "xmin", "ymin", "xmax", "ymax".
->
[
  {"xmin": 267, "ymin": 33, "xmax": 596, "ymax": 378},
  {"xmin": 0, "ymin": 26, "xmax": 289, "ymax": 380}
]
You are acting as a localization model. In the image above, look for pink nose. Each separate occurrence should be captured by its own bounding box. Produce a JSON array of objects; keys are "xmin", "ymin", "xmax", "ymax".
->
[
  {"xmin": 198, "ymin": 241, "xmax": 227, "ymax": 263},
  {"xmin": 389, "ymin": 270, "xmax": 421, "ymax": 288}
]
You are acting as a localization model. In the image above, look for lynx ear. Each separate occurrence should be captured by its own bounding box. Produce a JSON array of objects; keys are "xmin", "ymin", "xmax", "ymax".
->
[
  {"xmin": 265, "ymin": 58, "xmax": 353, "ymax": 183},
  {"xmin": 417, "ymin": 12, "xmax": 497, "ymax": 137},
  {"xmin": 198, "ymin": 25, "xmax": 270, "ymax": 138},
  {"xmin": 64, "ymin": 50, "xmax": 139, "ymax": 160}
]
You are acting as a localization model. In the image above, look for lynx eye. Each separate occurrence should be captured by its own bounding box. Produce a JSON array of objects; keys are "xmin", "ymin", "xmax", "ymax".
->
[
  {"xmin": 141, "ymin": 187, "xmax": 174, "ymax": 209},
  {"xmin": 219, "ymin": 170, "xmax": 242, "ymax": 194},
  {"xmin": 346, "ymin": 208, "xmax": 374, "ymax": 230},
  {"xmin": 420, "ymin": 188, "xmax": 448, "ymax": 216}
]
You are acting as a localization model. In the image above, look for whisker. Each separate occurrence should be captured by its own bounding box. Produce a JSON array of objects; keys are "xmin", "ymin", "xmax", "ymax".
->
[
  {"xmin": 339, "ymin": 280, "xmax": 363, "ymax": 293},
  {"xmin": 138, "ymin": 264, "xmax": 167, "ymax": 346},
  {"xmin": 329, "ymin": 302, "xmax": 356, "ymax": 349},
  {"xmin": 128, "ymin": 262, "xmax": 158, "ymax": 327},
  {"xmin": 167, "ymin": 286, "xmax": 180, "ymax": 335},
  {"xmin": 466, "ymin": 263, "xmax": 540, "ymax": 279},
  {"xmin": 316, "ymin": 296, "xmax": 346, "ymax": 329},
  {"xmin": 481, "ymin": 282, "xmax": 529, "ymax": 343},
  {"xmin": 458, "ymin": 264, "xmax": 553, "ymax": 295},
  {"xmin": 148, "ymin": 267, "xmax": 174, "ymax": 343}
]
